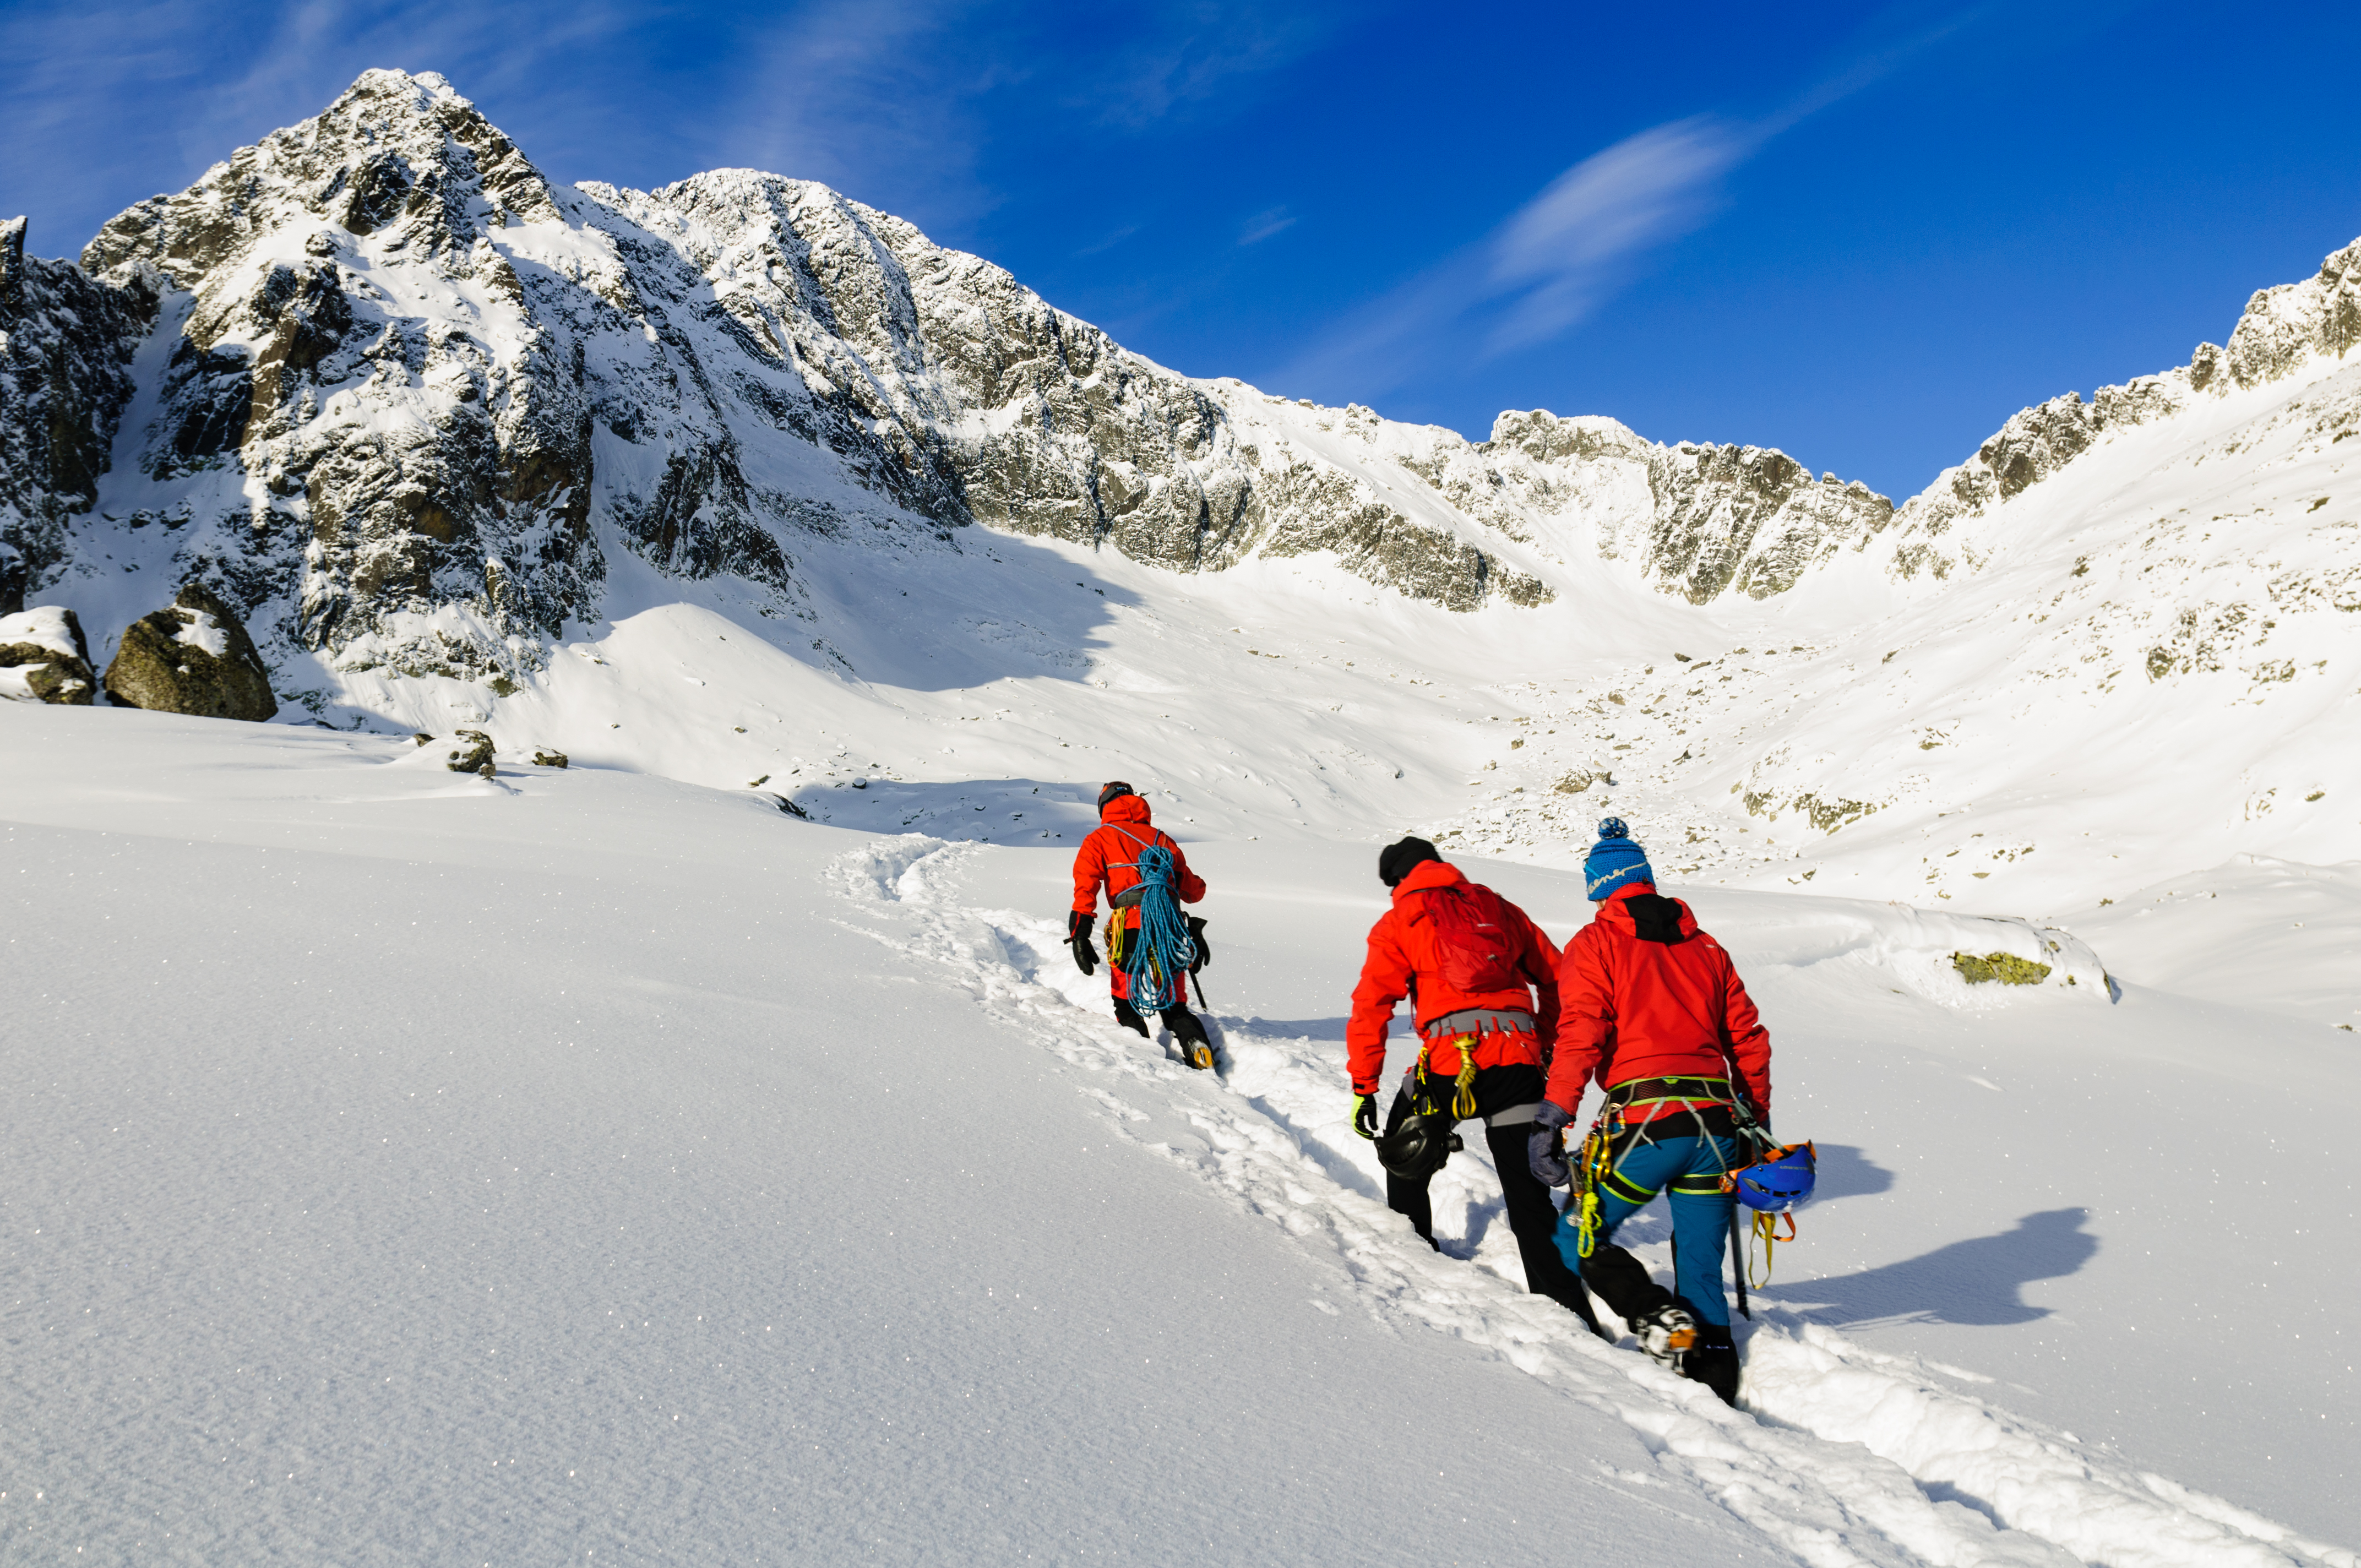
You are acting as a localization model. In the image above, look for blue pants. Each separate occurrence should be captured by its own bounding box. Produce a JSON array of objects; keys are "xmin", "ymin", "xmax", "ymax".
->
[{"xmin": 1554, "ymin": 1133, "xmax": 1740, "ymax": 1327}]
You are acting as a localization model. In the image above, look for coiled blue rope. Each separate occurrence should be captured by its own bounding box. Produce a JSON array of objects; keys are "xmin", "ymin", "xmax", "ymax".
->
[{"xmin": 1118, "ymin": 843, "xmax": 1198, "ymax": 1011}]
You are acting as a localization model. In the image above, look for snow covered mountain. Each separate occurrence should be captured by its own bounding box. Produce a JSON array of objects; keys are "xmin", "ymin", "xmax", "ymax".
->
[
  {"xmin": 0, "ymin": 71, "xmax": 1889, "ymax": 653},
  {"xmin": 2, "ymin": 63, "xmax": 2356, "ymax": 918}
]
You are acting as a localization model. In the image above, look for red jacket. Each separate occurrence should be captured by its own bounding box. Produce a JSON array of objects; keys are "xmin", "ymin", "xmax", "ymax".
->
[
  {"xmin": 1346, "ymin": 859, "xmax": 1562, "ymax": 1095},
  {"xmin": 1071, "ymin": 794, "xmax": 1205, "ymax": 929},
  {"xmin": 1544, "ymin": 883, "xmax": 1770, "ymax": 1121}
]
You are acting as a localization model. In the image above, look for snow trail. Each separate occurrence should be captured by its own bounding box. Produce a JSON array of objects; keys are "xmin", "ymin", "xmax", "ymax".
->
[{"xmin": 833, "ymin": 833, "xmax": 2351, "ymax": 1568}]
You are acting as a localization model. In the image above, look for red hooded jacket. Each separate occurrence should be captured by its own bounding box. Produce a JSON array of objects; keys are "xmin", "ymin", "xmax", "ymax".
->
[
  {"xmin": 1544, "ymin": 882, "xmax": 1770, "ymax": 1122},
  {"xmin": 1346, "ymin": 859, "xmax": 1562, "ymax": 1095},
  {"xmin": 1071, "ymin": 794, "xmax": 1205, "ymax": 930}
]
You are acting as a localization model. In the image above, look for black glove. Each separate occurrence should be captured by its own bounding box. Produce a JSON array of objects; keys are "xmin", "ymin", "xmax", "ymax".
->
[
  {"xmin": 1352, "ymin": 1092, "xmax": 1380, "ymax": 1140},
  {"xmin": 1528, "ymin": 1100, "xmax": 1574, "ymax": 1187},
  {"xmin": 1067, "ymin": 910, "xmax": 1098, "ymax": 976},
  {"xmin": 1186, "ymin": 914, "xmax": 1210, "ymax": 974}
]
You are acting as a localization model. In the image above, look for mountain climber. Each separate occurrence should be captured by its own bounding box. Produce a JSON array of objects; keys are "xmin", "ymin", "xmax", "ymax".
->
[
  {"xmin": 1069, "ymin": 782, "xmax": 1216, "ymax": 1069},
  {"xmin": 1530, "ymin": 818, "xmax": 1771, "ymax": 1406},
  {"xmin": 1347, "ymin": 837, "xmax": 1603, "ymax": 1335}
]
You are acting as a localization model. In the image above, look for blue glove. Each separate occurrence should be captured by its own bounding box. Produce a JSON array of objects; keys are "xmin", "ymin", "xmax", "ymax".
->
[{"xmin": 1528, "ymin": 1100, "xmax": 1574, "ymax": 1187}]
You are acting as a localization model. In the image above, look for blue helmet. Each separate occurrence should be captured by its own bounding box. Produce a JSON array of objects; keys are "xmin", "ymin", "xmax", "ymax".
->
[{"xmin": 1731, "ymin": 1142, "xmax": 1816, "ymax": 1213}]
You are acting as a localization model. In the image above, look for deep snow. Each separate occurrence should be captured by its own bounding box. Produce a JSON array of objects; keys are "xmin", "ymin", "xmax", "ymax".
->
[{"xmin": 4, "ymin": 706, "xmax": 2354, "ymax": 1565}]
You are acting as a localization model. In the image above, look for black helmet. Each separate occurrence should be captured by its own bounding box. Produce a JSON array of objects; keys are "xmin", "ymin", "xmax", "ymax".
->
[
  {"xmin": 1373, "ymin": 1112, "xmax": 1462, "ymax": 1182},
  {"xmin": 1097, "ymin": 780, "xmax": 1136, "ymax": 812},
  {"xmin": 1378, "ymin": 835, "xmax": 1441, "ymax": 888}
]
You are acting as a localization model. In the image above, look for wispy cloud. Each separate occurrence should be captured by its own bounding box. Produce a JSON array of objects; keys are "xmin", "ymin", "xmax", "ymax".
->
[
  {"xmin": 711, "ymin": 0, "xmax": 1357, "ymax": 243},
  {"xmin": 1272, "ymin": 4, "xmax": 1987, "ymax": 400},
  {"xmin": 1237, "ymin": 206, "xmax": 1296, "ymax": 246},
  {"xmin": 1481, "ymin": 116, "xmax": 1749, "ymax": 352}
]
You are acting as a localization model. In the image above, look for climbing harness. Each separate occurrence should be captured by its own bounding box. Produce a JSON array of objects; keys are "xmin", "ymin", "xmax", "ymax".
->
[{"xmin": 1571, "ymin": 1076, "xmax": 1741, "ymax": 1260}]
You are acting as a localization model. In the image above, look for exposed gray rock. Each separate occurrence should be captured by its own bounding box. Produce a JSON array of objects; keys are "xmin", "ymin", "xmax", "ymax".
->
[
  {"xmin": 0, "ymin": 605, "xmax": 98, "ymax": 704},
  {"xmin": 102, "ymin": 583, "xmax": 278, "ymax": 720},
  {"xmin": 0, "ymin": 217, "xmax": 159, "ymax": 613},
  {"xmin": 442, "ymin": 729, "xmax": 494, "ymax": 771},
  {"xmin": 1639, "ymin": 442, "xmax": 1892, "ymax": 603},
  {"xmin": 530, "ymin": 747, "xmax": 568, "ymax": 767}
]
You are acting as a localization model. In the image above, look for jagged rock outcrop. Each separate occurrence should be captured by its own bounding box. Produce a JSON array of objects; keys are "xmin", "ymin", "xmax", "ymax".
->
[
  {"xmin": 0, "ymin": 217, "xmax": 159, "ymax": 613},
  {"xmin": 103, "ymin": 583, "xmax": 278, "ymax": 720},
  {"xmin": 1636, "ymin": 443, "xmax": 1892, "ymax": 602},
  {"xmin": 0, "ymin": 605, "xmax": 98, "ymax": 704}
]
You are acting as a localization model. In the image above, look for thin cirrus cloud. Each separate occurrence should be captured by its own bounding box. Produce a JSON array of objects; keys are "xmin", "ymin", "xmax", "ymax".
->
[
  {"xmin": 1479, "ymin": 116, "xmax": 1749, "ymax": 353},
  {"xmin": 1238, "ymin": 207, "xmax": 1297, "ymax": 246},
  {"xmin": 1273, "ymin": 2, "xmax": 1990, "ymax": 402},
  {"xmin": 1267, "ymin": 116, "xmax": 1751, "ymax": 401}
]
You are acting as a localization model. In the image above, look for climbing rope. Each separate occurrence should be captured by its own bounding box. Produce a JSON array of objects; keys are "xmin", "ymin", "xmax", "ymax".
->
[{"xmin": 1113, "ymin": 841, "xmax": 1198, "ymax": 1012}]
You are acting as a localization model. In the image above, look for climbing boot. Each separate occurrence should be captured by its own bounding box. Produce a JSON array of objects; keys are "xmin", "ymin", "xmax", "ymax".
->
[
  {"xmin": 1628, "ymin": 1304, "xmax": 1698, "ymax": 1370},
  {"xmin": 1112, "ymin": 999, "xmax": 1150, "ymax": 1038},
  {"xmin": 1163, "ymin": 1007, "xmax": 1215, "ymax": 1070},
  {"xmin": 1683, "ymin": 1325, "xmax": 1740, "ymax": 1407}
]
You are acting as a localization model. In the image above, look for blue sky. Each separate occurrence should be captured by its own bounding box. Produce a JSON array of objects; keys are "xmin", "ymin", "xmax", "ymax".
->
[{"xmin": 7, "ymin": 0, "xmax": 2359, "ymax": 497}]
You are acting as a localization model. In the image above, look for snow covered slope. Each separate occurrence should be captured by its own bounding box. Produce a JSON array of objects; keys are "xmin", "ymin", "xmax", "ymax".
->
[{"xmin": 5, "ymin": 705, "xmax": 2355, "ymax": 1563}]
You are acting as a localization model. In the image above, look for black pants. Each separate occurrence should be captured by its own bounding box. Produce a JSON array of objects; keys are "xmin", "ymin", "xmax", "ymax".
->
[
  {"xmin": 1386, "ymin": 1063, "xmax": 1601, "ymax": 1332},
  {"xmin": 1114, "ymin": 997, "xmax": 1208, "ymax": 1046}
]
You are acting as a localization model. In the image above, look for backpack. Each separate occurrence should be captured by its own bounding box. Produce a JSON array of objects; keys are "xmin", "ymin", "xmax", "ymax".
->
[{"xmin": 1408, "ymin": 883, "xmax": 1522, "ymax": 994}]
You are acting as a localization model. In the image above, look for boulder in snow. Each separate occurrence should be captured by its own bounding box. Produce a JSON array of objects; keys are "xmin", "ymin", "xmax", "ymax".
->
[
  {"xmin": 0, "ymin": 604, "xmax": 98, "ymax": 704},
  {"xmin": 102, "ymin": 584, "xmax": 278, "ymax": 720},
  {"xmin": 443, "ymin": 729, "xmax": 494, "ymax": 772}
]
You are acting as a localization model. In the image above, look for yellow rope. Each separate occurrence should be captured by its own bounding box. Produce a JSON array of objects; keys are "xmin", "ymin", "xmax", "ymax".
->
[{"xmin": 1451, "ymin": 1036, "xmax": 1479, "ymax": 1120}]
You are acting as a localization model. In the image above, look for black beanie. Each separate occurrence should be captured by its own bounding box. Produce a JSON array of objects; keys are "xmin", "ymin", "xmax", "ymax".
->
[{"xmin": 1378, "ymin": 836, "xmax": 1441, "ymax": 889}]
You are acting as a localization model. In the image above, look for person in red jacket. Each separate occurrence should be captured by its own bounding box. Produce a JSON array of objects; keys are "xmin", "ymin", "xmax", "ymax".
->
[
  {"xmin": 1348, "ymin": 837, "xmax": 1602, "ymax": 1335},
  {"xmin": 1069, "ymin": 782, "xmax": 1215, "ymax": 1068},
  {"xmin": 1529, "ymin": 818, "xmax": 1770, "ymax": 1404}
]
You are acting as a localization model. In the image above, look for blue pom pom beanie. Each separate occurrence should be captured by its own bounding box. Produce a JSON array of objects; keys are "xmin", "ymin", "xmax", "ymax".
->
[{"xmin": 1584, "ymin": 817, "xmax": 1653, "ymax": 901}]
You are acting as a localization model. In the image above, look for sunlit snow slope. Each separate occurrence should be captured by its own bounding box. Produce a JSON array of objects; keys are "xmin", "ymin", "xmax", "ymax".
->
[{"xmin": 4, "ymin": 708, "xmax": 2355, "ymax": 1564}]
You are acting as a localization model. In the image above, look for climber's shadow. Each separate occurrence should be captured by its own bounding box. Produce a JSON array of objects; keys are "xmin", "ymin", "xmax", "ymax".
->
[
  {"xmin": 1772, "ymin": 1207, "xmax": 2097, "ymax": 1327},
  {"xmin": 1810, "ymin": 1144, "xmax": 1895, "ymax": 1202}
]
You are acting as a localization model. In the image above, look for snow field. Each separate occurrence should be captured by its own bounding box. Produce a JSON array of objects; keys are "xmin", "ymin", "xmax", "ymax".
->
[{"xmin": 3, "ymin": 703, "xmax": 2354, "ymax": 1560}]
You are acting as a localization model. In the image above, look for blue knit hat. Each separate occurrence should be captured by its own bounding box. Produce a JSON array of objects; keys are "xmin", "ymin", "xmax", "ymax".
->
[{"xmin": 1584, "ymin": 818, "xmax": 1653, "ymax": 901}]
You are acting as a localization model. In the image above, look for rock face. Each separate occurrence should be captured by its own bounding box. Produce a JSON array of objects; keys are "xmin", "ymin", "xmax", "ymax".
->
[
  {"xmin": 0, "ymin": 605, "xmax": 98, "ymax": 704},
  {"xmin": 0, "ymin": 217, "xmax": 159, "ymax": 614},
  {"xmin": 102, "ymin": 583, "xmax": 279, "ymax": 720}
]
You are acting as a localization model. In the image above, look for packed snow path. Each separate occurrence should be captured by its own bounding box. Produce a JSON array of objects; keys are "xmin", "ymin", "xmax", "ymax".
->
[{"xmin": 834, "ymin": 833, "xmax": 2356, "ymax": 1568}]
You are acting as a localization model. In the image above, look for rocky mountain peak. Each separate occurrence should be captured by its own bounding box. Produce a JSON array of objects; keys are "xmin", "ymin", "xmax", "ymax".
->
[
  {"xmin": 4, "ymin": 68, "xmax": 1921, "ymax": 718},
  {"xmin": 84, "ymin": 68, "xmax": 557, "ymax": 290}
]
